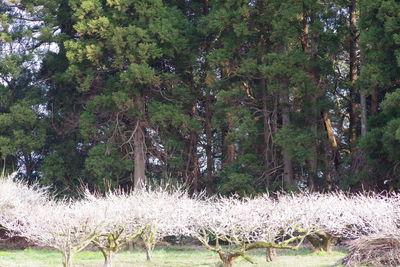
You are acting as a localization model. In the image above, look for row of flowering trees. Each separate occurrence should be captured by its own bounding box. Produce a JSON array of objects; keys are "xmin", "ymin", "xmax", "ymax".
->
[{"xmin": 1, "ymin": 174, "xmax": 400, "ymax": 267}]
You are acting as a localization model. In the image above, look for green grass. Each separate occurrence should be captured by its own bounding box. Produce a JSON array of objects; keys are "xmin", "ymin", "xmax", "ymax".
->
[{"xmin": 0, "ymin": 246, "xmax": 349, "ymax": 267}]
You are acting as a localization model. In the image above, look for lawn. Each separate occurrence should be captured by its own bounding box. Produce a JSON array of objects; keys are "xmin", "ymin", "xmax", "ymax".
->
[{"xmin": 0, "ymin": 246, "xmax": 350, "ymax": 267}]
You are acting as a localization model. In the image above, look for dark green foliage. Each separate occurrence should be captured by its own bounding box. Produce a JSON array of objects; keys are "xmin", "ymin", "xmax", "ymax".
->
[
  {"xmin": 359, "ymin": 89, "xmax": 400, "ymax": 188},
  {"xmin": 1, "ymin": 0, "xmax": 400, "ymax": 195},
  {"xmin": 275, "ymin": 126, "xmax": 314, "ymax": 165}
]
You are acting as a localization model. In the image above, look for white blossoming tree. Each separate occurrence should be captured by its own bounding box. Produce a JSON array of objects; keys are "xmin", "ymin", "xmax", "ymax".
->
[
  {"xmin": 84, "ymin": 188, "xmax": 198, "ymax": 266},
  {"xmin": 0, "ymin": 173, "xmax": 50, "ymax": 240},
  {"xmin": 3, "ymin": 173, "xmax": 400, "ymax": 267},
  {"xmin": 308, "ymin": 192, "xmax": 399, "ymax": 251},
  {"xmin": 0, "ymin": 173, "xmax": 49, "ymax": 220},
  {"xmin": 137, "ymin": 189, "xmax": 198, "ymax": 261},
  {"xmin": 190, "ymin": 194, "xmax": 317, "ymax": 267},
  {"xmin": 86, "ymin": 191, "xmax": 144, "ymax": 267},
  {"xmin": 3, "ymin": 198, "xmax": 101, "ymax": 267}
]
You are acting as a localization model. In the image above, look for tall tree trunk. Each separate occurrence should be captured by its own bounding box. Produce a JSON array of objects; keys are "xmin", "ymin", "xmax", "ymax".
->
[
  {"xmin": 349, "ymin": 0, "xmax": 360, "ymax": 147},
  {"xmin": 222, "ymin": 113, "xmax": 236, "ymax": 167},
  {"xmin": 202, "ymin": 0, "xmax": 213, "ymax": 193},
  {"xmin": 323, "ymin": 112, "xmax": 339, "ymax": 188},
  {"xmin": 23, "ymin": 152, "xmax": 33, "ymax": 179},
  {"xmin": 204, "ymin": 95, "xmax": 213, "ymax": 193},
  {"xmin": 349, "ymin": 0, "xmax": 368, "ymax": 180},
  {"xmin": 323, "ymin": 113, "xmax": 338, "ymax": 150},
  {"xmin": 301, "ymin": 8, "xmax": 320, "ymax": 190},
  {"xmin": 134, "ymin": 121, "xmax": 146, "ymax": 190},
  {"xmin": 360, "ymin": 90, "xmax": 367, "ymax": 136},
  {"xmin": 261, "ymin": 78, "xmax": 274, "ymax": 186},
  {"xmin": 184, "ymin": 67, "xmax": 201, "ymax": 193},
  {"xmin": 186, "ymin": 128, "xmax": 200, "ymax": 192}
]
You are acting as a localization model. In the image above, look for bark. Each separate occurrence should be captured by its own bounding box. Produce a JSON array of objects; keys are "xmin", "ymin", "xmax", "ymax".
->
[
  {"xmin": 349, "ymin": 100, "xmax": 360, "ymax": 144},
  {"xmin": 224, "ymin": 144, "xmax": 236, "ymax": 166},
  {"xmin": 280, "ymin": 88, "xmax": 294, "ymax": 189},
  {"xmin": 323, "ymin": 112, "xmax": 339, "ymax": 188},
  {"xmin": 322, "ymin": 235, "xmax": 334, "ymax": 252},
  {"xmin": 272, "ymin": 96, "xmax": 278, "ymax": 136},
  {"xmin": 142, "ymin": 229, "xmax": 156, "ymax": 262},
  {"xmin": 261, "ymin": 78, "xmax": 275, "ymax": 186},
  {"xmin": 266, "ymin": 247, "xmax": 277, "ymax": 262},
  {"xmin": 101, "ymin": 250, "xmax": 115, "ymax": 267},
  {"xmin": 222, "ymin": 113, "xmax": 236, "ymax": 167},
  {"xmin": 146, "ymin": 247, "xmax": 153, "ymax": 261},
  {"xmin": 134, "ymin": 121, "xmax": 146, "ymax": 190},
  {"xmin": 323, "ymin": 112, "xmax": 338, "ymax": 150},
  {"xmin": 358, "ymin": 16, "xmax": 367, "ymax": 138},
  {"xmin": 360, "ymin": 91, "xmax": 367, "ymax": 136},
  {"xmin": 349, "ymin": 0, "xmax": 360, "ymax": 146},
  {"xmin": 187, "ymin": 130, "xmax": 200, "ymax": 192},
  {"xmin": 62, "ymin": 252, "xmax": 73, "ymax": 267},
  {"xmin": 307, "ymin": 232, "xmax": 335, "ymax": 252},
  {"xmin": 184, "ymin": 66, "xmax": 201, "ymax": 193},
  {"xmin": 301, "ymin": 9, "xmax": 320, "ymax": 190},
  {"xmin": 23, "ymin": 153, "xmax": 33, "ymax": 179},
  {"xmin": 202, "ymin": 0, "xmax": 213, "ymax": 194},
  {"xmin": 308, "ymin": 125, "xmax": 318, "ymax": 189},
  {"xmin": 205, "ymin": 95, "xmax": 213, "ymax": 193},
  {"xmin": 221, "ymin": 259, "xmax": 233, "ymax": 267},
  {"xmin": 218, "ymin": 253, "xmax": 239, "ymax": 267},
  {"xmin": 262, "ymin": 79, "xmax": 271, "ymax": 168},
  {"xmin": 349, "ymin": 0, "xmax": 367, "ymax": 177},
  {"xmin": 307, "ymin": 234, "xmax": 323, "ymax": 251}
]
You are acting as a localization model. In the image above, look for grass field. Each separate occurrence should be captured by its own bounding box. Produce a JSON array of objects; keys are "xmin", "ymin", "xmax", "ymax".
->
[{"xmin": 0, "ymin": 246, "xmax": 350, "ymax": 267}]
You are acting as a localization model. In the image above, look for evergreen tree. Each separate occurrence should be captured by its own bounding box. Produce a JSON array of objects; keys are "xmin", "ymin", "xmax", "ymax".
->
[{"xmin": 65, "ymin": 0, "xmax": 192, "ymax": 190}]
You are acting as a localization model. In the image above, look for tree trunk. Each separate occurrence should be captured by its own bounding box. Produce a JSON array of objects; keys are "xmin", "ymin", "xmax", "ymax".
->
[
  {"xmin": 348, "ymin": 0, "xmax": 368, "ymax": 179},
  {"xmin": 134, "ymin": 121, "xmax": 146, "ymax": 190},
  {"xmin": 307, "ymin": 232, "xmax": 335, "ymax": 252},
  {"xmin": 23, "ymin": 153, "xmax": 33, "ymax": 179},
  {"xmin": 222, "ymin": 260, "xmax": 233, "ymax": 267},
  {"xmin": 322, "ymin": 113, "xmax": 338, "ymax": 150},
  {"xmin": 280, "ymin": 88, "xmax": 294, "ymax": 189},
  {"xmin": 187, "ymin": 129, "xmax": 200, "ymax": 192},
  {"xmin": 322, "ymin": 235, "xmax": 333, "ymax": 252},
  {"xmin": 146, "ymin": 247, "xmax": 153, "ymax": 261},
  {"xmin": 261, "ymin": 78, "xmax": 274, "ymax": 186},
  {"xmin": 301, "ymin": 9, "xmax": 321, "ymax": 190},
  {"xmin": 349, "ymin": 0, "xmax": 360, "ymax": 147},
  {"xmin": 307, "ymin": 234, "xmax": 323, "ymax": 251},
  {"xmin": 323, "ymin": 112, "xmax": 339, "ymax": 188},
  {"xmin": 205, "ymin": 95, "xmax": 213, "ymax": 193},
  {"xmin": 101, "ymin": 250, "xmax": 115, "ymax": 267},
  {"xmin": 222, "ymin": 113, "xmax": 236, "ymax": 167},
  {"xmin": 308, "ymin": 125, "xmax": 318, "ymax": 190},
  {"xmin": 360, "ymin": 91, "xmax": 367, "ymax": 136},
  {"xmin": 62, "ymin": 252, "xmax": 73, "ymax": 267},
  {"xmin": 266, "ymin": 247, "xmax": 277, "ymax": 262},
  {"xmin": 218, "ymin": 253, "xmax": 235, "ymax": 267}
]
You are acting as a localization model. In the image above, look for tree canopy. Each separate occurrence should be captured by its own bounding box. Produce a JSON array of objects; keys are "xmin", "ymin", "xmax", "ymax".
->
[{"xmin": 1, "ymin": 0, "xmax": 400, "ymax": 195}]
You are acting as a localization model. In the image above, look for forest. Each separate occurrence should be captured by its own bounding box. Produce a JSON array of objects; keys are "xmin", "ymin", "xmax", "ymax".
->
[{"xmin": 1, "ymin": 0, "xmax": 400, "ymax": 196}]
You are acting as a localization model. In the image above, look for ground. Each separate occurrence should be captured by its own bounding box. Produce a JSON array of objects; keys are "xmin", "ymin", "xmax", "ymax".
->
[{"xmin": 0, "ymin": 246, "xmax": 353, "ymax": 267}]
